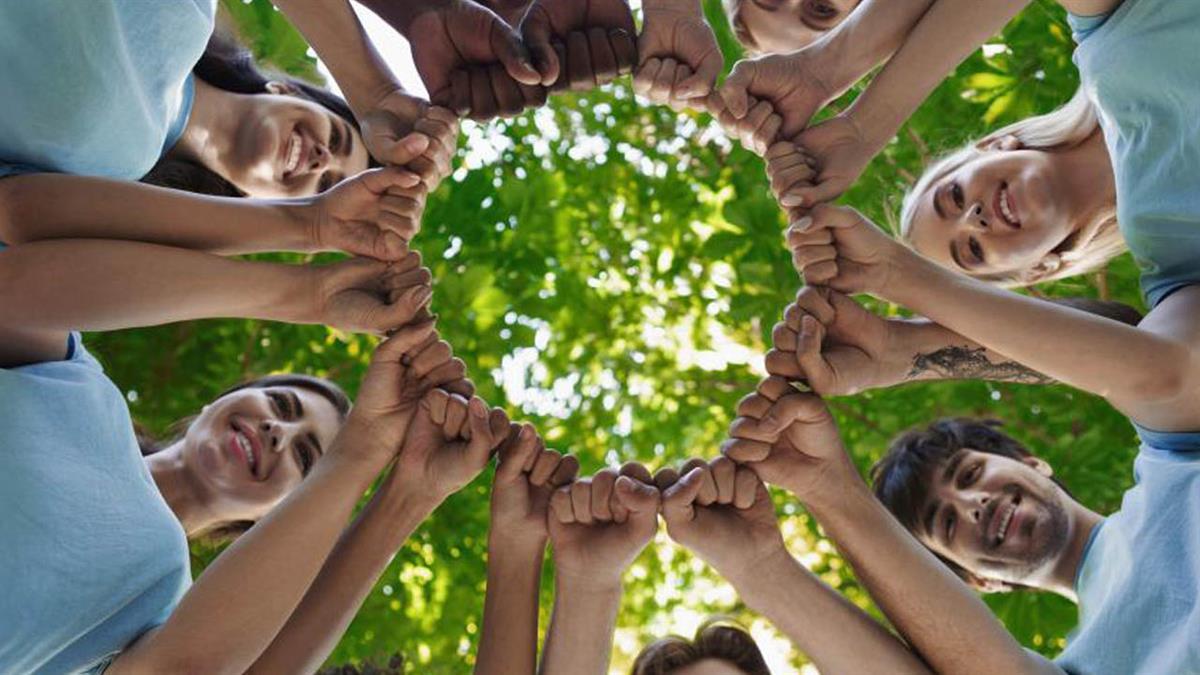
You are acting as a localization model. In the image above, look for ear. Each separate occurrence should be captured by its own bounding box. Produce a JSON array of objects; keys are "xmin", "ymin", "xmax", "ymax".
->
[
  {"xmin": 265, "ymin": 80, "xmax": 301, "ymax": 96},
  {"xmin": 1021, "ymin": 455, "xmax": 1054, "ymax": 478},
  {"xmin": 979, "ymin": 134, "xmax": 1022, "ymax": 152},
  {"xmin": 1018, "ymin": 252, "xmax": 1063, "ymax": 283}
]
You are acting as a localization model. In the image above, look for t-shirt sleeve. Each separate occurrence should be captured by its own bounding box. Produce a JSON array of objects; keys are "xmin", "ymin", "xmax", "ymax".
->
[
  {"xmin": 1067, "ymin": 11, "xmax": 1113, "ymax": 42},
  {"xmin": 1134, "ymin": 423, "xmax": 1200, "ymax": 454}
]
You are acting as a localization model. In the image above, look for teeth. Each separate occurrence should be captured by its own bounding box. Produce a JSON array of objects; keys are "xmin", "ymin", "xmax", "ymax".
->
[
  {"xmin": 997, "ymin": 503, "xmax": 1015, "ymax": 543},
  {"xmin": 284, "ymin": 132, "xmax": 301, "ymax": 174},
  {"xmin": 235, "ymin": 431, "xmax": 256, "ymax": 472},
  {"xmin": 999, "ymin": 187, "xmax": 1017, "ymax": 224}
]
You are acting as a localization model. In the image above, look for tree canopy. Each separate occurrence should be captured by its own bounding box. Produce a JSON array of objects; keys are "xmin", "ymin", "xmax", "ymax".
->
[{"xmin": 88, "ymin": 1, "xmax": 1142, "ymax": 671}]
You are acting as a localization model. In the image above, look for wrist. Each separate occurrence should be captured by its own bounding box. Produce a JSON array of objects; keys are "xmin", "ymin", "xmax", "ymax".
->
[
  {"xmin": 802, "ymin": 468, "xmax": 873, "ymax": 522},
  {"xmin": 727, "ymin": 546, "xmax": 796, "ymax": 606},
  {"xmin": 643, "ymin": 0, "xmax": 702, "ymax": 15},
  {"xmin": 555, "ymin": 566, "xmax": 624, "ymax": 595},
  {"xmin": 489, "ymin": 524, "xmax": 548, "ymax": 558},
  {"xmin": 278, "ymin": 198, "xmax": 323, "ymax": 253}
]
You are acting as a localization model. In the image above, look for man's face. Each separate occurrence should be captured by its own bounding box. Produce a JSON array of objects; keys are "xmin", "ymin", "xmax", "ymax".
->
[{"xmin": 914, "ymin": 449, "xmax": 1071, "ymax": 587}]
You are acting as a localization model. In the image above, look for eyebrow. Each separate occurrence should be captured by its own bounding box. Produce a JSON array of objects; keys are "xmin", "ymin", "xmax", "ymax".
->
[
  {"xmin": 341, "ymin": 118, "xmax": 354, "ymax": 158},
  {"xmin": 289, "ymin": 391, "xmax": 304, "ymax": 420},
  {"xmin": 308, "ymin": 431, "xmax": 324, "ymax": 457}
]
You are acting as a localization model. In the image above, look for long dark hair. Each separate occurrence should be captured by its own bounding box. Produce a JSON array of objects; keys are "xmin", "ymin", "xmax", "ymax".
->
[
  {"xmin": 139, "ymin": 373, "xmax": 351, "ymax": 542},
  {"xmin": 141, "ymin": 31, "xmax": 376, "ymax": 197},
  {"xmin": 632, "ymin": 618, "xmax": 771, "ymax": 675}
]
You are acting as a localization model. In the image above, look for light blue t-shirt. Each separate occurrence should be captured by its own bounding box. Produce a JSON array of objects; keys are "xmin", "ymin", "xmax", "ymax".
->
[
  {"xmin": 0, "ymin": 0, "xmax": 216, "ymax": 180},
  {"xmin": 1069, "ymin": 0, "xmax": 1200, "ymax": 308},
  {"xmin": 1055, "ymin": 427, "xmax": 1200, "ymax": 674},
  {"xmin": 0, "ymin": 335, "xmax": 192, "ymax": 674}
]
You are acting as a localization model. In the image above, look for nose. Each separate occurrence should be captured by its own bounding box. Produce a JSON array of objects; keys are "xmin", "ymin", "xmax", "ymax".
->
[
  {"xmin": 961, "ymin": 203, "xmax": 990, "ymax": 233},
  {"xmin": 952, "ymin": 490, "xmax": 990, "ymax": 523},
  {"xmin": 308, "ymin": 142, "xmax": 330, "ymax": 173}
]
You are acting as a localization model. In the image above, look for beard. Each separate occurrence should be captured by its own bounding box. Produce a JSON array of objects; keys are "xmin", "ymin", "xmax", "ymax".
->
[{"xmin": 1002, "ymin": 482, "xmax": 1071, "ymax": 582}]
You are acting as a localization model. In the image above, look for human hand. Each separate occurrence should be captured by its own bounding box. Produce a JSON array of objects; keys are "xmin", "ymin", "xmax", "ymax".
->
[
  {"xmin": 519, "ymin": 0, "xmax": 638, "ymax": 91},
  {"xmin": 659, "ymin": 457, "xmax": 787, "ymax": 579},
  {"xmin": 765, "ymin": 287, "xmax": 912, "ymax": 396},
  {"xmin": 358, "ymin": 89, "xmax": 460, "ymax": 190},
  {"xmin": 706, "ymin": 93, "xmax": 783, "ymax": 156},
  {"xmin": 765, "ymin": 141, "xmax": 818, "ymax": 204},
  {"xmin": 310, "ymin": 256, "xmax": 436, "ymax": 335},
  {"xmin": 407, "ymin": 0, "xmax": 548, "ymax": 119},
  {"xmin": 785, "ymin": 204, "xmax": 908, "ymax": 296},
  {"xmin": 311, "ymin": 168, "xmax": 430, "ymax": 260},
  {"xmin": 388, "ymin": 389, "xmax": 511, "ymax": 507},
  {"xmin": 780, "ymin": 113, "xmax": 879, "ymax": 208},
  {"xmin": 721, "ymin": 378, "xmax": 858, "ymax": 504},
  {"xmin": 634, "ymin": 0, "xmax": 723, "ymax": 111},
  {"xmin": 547, "ymin": 462, "xmax": 660, "ymax": 587},
  {"xmin": 490, "ymin": 423, "xmax": 580, "ymax": 550},
  {"xmin": 717, "ymin": 50, "xmax": 837, "ymax": 142}
]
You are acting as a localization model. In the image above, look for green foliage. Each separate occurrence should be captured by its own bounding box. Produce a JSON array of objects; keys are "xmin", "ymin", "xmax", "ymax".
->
[{"xmin": 88, "ymin": 1, "xmax": 1141, "ymax": 671}]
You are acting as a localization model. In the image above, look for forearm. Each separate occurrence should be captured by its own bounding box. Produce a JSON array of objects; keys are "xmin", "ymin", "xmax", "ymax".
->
[
  {"xmin": 806, "ymin": 479, "xmax": 1055, "ymax": 675},
  {"xmin": 355, "ymin": 0, "xmax": 450, "ymax": 39},
  {"xmin": 888, "ymin": 255, "xmax": 1190, "ymax": 414},
  {"xmin": 817, "ymin": 0, "xmax": 938, "ymax": 94},
  {"xmin": 275, "ymin": 0, "xmax": 401, "ymax": 112},
  {"xmin": 896, "ymin": 319, "xmax": 1054, "ymax": 386},
  {"xmin": 110, "ymin": 448, "xmax": 388, "ymax": 675},
  {"xmin": 846, "ymin": 0, "xmax": 1030, "ymax": 148},
  {"xmin": 539, "ymin": 578, "xmax": 622, "ymax": 675},
  {"xmin": 0, "ymin": 239, "xmax": 314, "ymax": 332},
  {"xmin": 0, "ymin": 174, "xmax": 313, "ymax": 255},
  {"xmin": 476, "ymin": 536, "xmax": 547, "ymax": 675},
  {"xmin": 248, "ymin": 484, "xmax": 439, "ymax": 675},
  {"xmin": 730, "ymin": 550, "xmax": 930, "ymax": 675}
]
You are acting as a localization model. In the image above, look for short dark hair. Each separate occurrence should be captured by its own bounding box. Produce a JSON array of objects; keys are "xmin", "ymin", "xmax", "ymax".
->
[
  {"xmin": 632, "ymin": 618, "xmax": 771, "ymax": 675},
  {"xmin": 869, "ymin": 418, "xmax": 1035, "ymax": 586},
  {"xmin": 141, "ymin": 30, "xmax": 379, "ymax": 197}
]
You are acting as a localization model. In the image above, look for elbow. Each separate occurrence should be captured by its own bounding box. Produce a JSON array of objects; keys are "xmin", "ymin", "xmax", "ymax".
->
[{"xmin": 1124, "ymin": 344, "xmax": 1195, "ymax": 404}]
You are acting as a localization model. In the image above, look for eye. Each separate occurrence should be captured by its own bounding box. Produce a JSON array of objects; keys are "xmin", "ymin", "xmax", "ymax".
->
[
  {"xmin": 807, "ymin": 0, "xmax": 838, "ymax": 19},
  {"xmin": 951, "ymin": 182, "xmax": 965, "ymax": 209},
  {"xmin": 329, "ymin": 118, "xmax": 342, "ymax": 154},
  {"xmin": 968, "ymin": 236, "xmax": 985, "ymax": 264},
  {"xmin": 962, "ymin": 463, "xmax": 982, "ymax": 487},
  {"xmin": 269, "ymin": 391, "xmax": 294, "ymax": 420},
  {"xmin": 945, "ymin": 509, "xmax": 957, "ymax": 542},
  {"xmin": 317, "ymin": 172, "xmax": 334, "ymax": 193},
  {"xmin": 294, "ymin": 443, "xmax": 315, "ymax": 476}
]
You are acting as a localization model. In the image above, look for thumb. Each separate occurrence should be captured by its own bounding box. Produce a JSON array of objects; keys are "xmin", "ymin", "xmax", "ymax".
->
[
  {"xmin": 463, "ymin": 397, "xmax": 496, "ymax": 467},
  {"xmin": 717, "ymin": 62, "xmax": 754, "ymax": 118},
  {"xmin": 758, "ymin": 391, "xmax": 828, "ymax": 435},
  {"xmin": 355, "ymin": 165, "xmax": 423, "ymax": 194},
  {"xmin": 489, "ymin": 16, "xmax": 541, "ymax": 85},
  {"xmin": 676, "ymin": 51, "xmax": 722, "ymax": 100},
  {"xmin": 614, "ymin": 475, "xmax": 660, "ymax": 516},
  {"xmin": 520, "ymin": 10, "xmax": 559, "ymax": 86},
  {"xmin": 661, "ymin": 467, "xmax": 706, "ymax": 522},
  {"xmin": 781, "ymin": 176, "xmax": 847, "ymax": 208},
  {"xmin": 794, "ymin": 315, "xmax": 836, "ymax": 394},
  {"xmin": 497, "ymin": 423, "xmax": 538, "ymax": 480},
  {"xmin": 372, "ymin": 132, "xmax": 431, "ymax": 169}
]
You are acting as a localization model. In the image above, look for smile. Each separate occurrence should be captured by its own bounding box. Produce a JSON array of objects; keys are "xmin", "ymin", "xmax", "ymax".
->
[
  {"xmin": 989, "ymin": 492, "xmax": 1023, "ymax": 547},
  {"xmin": 229, "ymin": 419, "xmax": 263, "ymax": 478},
  {"xmin": 283, "ymin": 130, "xmax": 302, "ymax": 176},
  {"xmin": 994, "ymin": 183, "xmax": 1021, "ymax": 229}
]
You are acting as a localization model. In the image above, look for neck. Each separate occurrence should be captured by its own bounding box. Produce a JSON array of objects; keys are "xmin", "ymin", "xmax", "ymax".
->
[
  {"xmin": 169, "ymin": 78, "xmax": 244, "ymax": 180},
  {"xmin": 1040, "ymin": 500, "xmax": 1105, "ymax": 601},
  {"xmin": 1056, "ymin": 130, "xmax": 1117, "ymax": 237},
  {"xmin": 146, "ymin": 441, "xmax": 224, "ymax": 537}
]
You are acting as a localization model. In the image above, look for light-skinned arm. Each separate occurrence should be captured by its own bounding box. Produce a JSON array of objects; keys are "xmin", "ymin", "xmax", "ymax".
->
[
  {"xmin": 788, "ymin": 204, "xmax": 1200, "ymax": 432},
  {"xmin": 660, "ymin": 458, "xmax": 931, "ymax": 674},
  {"xmin": 0, "ymin": 241, "xmax": 431, "ymax": 367},
  {"xmin": 0, "ymin": 165, "xmax": 426, "ymax": 258},
  {"xmin": 723, "ymin": 379, "xmax": 1061, "ymax": 675},
  {"xmin": 539, "ymin": 463, "xmax": 661, "ymax": 675},
  {"xmin": 475, "ymin": 425, "xmax": 579, "ymax": 675},
  {"xmin": 107, "ymin": 321, "xmax": 462, "ymax": 675},
  {"xmin": 247, "ymin": 389, "xmax": 510, "ymax": 674}
]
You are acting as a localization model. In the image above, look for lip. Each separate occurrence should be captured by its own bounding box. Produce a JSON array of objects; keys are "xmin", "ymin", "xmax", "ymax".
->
[
  {"xmin": 229, "ymin": 418, "xmax": 264, "ymax": 479},
  {"xmin": 993, "ymin": 183, "xmax": 1022, "ymax": 230},
  {"xmin": 986, "ymin": 492, "xmax": 1022, "ymax": 549},
  {"xmin": 281, "ymin": 128, "xmax": 305, "ymax": 180}
]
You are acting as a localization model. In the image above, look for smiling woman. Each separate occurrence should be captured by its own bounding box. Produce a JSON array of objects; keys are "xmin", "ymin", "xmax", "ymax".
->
[{"xmin": 724, "ymin": 0, "xmax": 864, "ymax": 55}]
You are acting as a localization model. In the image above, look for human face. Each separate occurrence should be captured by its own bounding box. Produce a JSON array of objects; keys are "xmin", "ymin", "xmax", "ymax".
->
[
  {"xmin": 675, "ymin": 658, "xmax": 749, "ymax": 675},
  {"xmin": 181, "ymin": 385, "xmax": 344, "ymax": 522},
  {"xmin": 225, "ymin": 87, "xmax": 370, "ymax": 198},
  {"xmin": 914, "ymin": 450, "xmax": 1070, "ymax": 586},
  {"xmin": 906, "ymin": 143, "xmax": 1079, "ymax": 280},
  {"xmin": 738, "ymin": 0, "xmax": 862, "ymax": 53}
]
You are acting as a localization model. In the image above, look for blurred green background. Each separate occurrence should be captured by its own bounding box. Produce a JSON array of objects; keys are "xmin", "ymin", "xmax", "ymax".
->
[{"xmin": 89, "ymin": 0, "xmax": 1140, "ymax": 671}]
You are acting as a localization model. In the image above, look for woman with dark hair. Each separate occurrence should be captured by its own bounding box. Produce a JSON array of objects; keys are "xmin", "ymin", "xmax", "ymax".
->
[{"xmin": 632, "ymin": 619, "xmax": 771, "ymax": 675}]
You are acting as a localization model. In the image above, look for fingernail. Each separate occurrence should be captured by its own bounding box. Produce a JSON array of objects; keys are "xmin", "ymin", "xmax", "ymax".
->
[
  {"xmin": 414, "ymin": 286, "xmax": 433, "ymax": 304},
  {"xmin": 519, "ymin": 424, "xmax": 533, "ymax": 440},
  {"xmin": 794, "ymin": 216, "xmax": 813, "ymax": 232},
  {"xmin": 470, "ymin": 397, "xmax": 488, "ymax": 419}
]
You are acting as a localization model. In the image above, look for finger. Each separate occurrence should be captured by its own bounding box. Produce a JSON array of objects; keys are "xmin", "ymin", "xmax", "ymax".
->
[
  {"xmin": 497, "ymin": 423, "xmax": 538, "ymax": 479},
  {"xmin": 423, "ymin": 387, "xmax": 450, "ymax": 426},
  {"xmin": 717, "ymin": 61, "xmax": 754, "ymax": 118},
  {"xmin": 661, "ymin": 466, "xmax": 706, "ymax": 521},
  {"xmin": 764, "ymin": 348, "xmax": 805, "ymax": 380},
  {"xmin": 771, "ymin": 164, "xmax": 816, "ymax": 198},
  {"xmin": 610, "ymin": 28, "xmax": 638, "ymax": 76},
  {"xmin": 792, "ymin": 286, "xmax": 837, "ymax": 325},
  {"xmin": 489, "ymin": 15, "xmax": 541, "ymax": 86},
  {"xmin": 591, "ymin": 468, "xmax": 618, "ymax": 521},
  {"xmin": 371, "ymin": 317, "xmax": 438, "ymax": 363},
  {"xmin": 758, "ymin": 391, "xmax": 831, "ymax": 437},
  {"xmin": 586, "ymin": 27, "xmax": 618, "ymax": 86},
  {"xmin": 410, "ymin": 339, "xmax": 453, "ymax": 378},
  {"xmin": 419, "ymin": 357, "xmax": 468, "ymax": 392},
  {"xmin": 566, "ymin": 31, "xmax": 594, "ymax": 91},
  {"xmin": 757, "ymin": 376, "xmax": 795, "ymax": 402},
  {"xmin": 549, "ymin": 41, "xmax": 570, "ymax": 92},
  {"xmin": 385, "ymin": 266, "xmax": 433, "ymax": 291},
  {"xmin": 680, "ymin": 458, "xmax": 719, "ymax": 506},
  {"xmin": 549, "ymin": 454, "xmax": 580, "ymax": 488},
  {"xmin": 448, "ymin": 69, "xmax": 473, "ymax": 117},
  {"xmin": 791, "ymin": 245, "xmax": 838, "ymax": 271},
  {"xmin": 570, "ymin": 479, "xmax": 594, "ymax": 525},
  {"xmin": 738, "ymin": 100, "xmax": 773, "ymax": 152},
  {"xmin": 652, "ymin": 466, "xmax": 680, "ymax": 491},
  {"xmin": 551, "ymin": 486, "xmax": 575, "ymax": 524},
  {"xmin": 735, "ymin": 391, "xmax": 772, "ymax": 419},
  {"xmin": 632, "ymin": 57, "xmax": 661, "ymax": 98},
  {"xmin": 721, "ymin": 437, "xmax": 772, "ymax": 463},
  {"xmin": 665, "ymin": 64, "xmax": 694, "ymax": 112},
  {"xmin": 441, "ymin": 377, "xmax": 475, "ymax": 398},
  {"xmin": 754, "ymin": 113, "xmax": 783, "ymax": 156},
  {"xmin": 676, "ymin": 50, "xmax": 720, "ymax": 99},
  {"xmin": 785, "ymin": 226, "xmax": 834, "ymax": 251},
  {"xmin": 516, "ymin": 80, "xmax": 549, "ymax": 110},
  {"xmin": 772, "ymin": 322, "xmax": 799, "ymax": 351},
  {"xmin": 733, "ymin": 466, "xmax": 760, "ymax": 509},
  {"xmin": 728, "ymin": 415, "xmax": 782, "ymax": 443},
  {"xmin": 531, "ymin": 448, "xmax": 565, "ymax": 487},
  {"xmin": 614, "ymin": 475, "xmax": 660, "ymax": 516},
  {"xmin": 465, "ymin": 397, "xmax": 503, "ymax": 464},
  {"xmin": 781, "ymin": 179, "xmax": 848, "ymax": 209},
  {"xmin": 488, "ymin": 64, "xmax": 526, "ymax": 118},
  {"xmin": 443, "ymin": 393, "xmax": 469, "ymax": 438},
  {"xmin": 650, "ymin": 57, "xmax": 678, "ymax": 102},
  {"xmin": 522, "ymin": 10, "xmax": 560, "ymax": 86},
  {"xmin": 803, "ymin": 260, "xmax": 840, "ymax": 286},
  {"xmin": 710, "ymin": 455, "xmax": 736, "ymax": 504},
  {"xmin": 795, "ymin": 315, "xmax": 837, "ymax": 394},
  {"xmin": 468, "ymin": 67, "xmax": 500, "ymax": 121}
]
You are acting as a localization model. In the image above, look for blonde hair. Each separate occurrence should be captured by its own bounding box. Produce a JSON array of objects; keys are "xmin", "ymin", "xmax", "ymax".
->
[{"xmin": 900, "ymin": 87, "xmax": 1122, "ymax": 286}]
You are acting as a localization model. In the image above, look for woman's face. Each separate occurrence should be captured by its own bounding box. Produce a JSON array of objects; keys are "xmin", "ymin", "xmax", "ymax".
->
[
  {"xmin": 905, "ymin": 140, "xmax": 1078, "ymax": 281},
  {"xmin": 738, "ymin": 0, "xmax": 862, "ymax": 53},
  {"xmin": 675, "ymin": 658, "xmax": 748, "ymax": 675},
  {"xmin": 225, "ymin": 85, "xmax": 370, "ymax": 199},
  {"xmin": 181, "ymin": 385, "xmax": 344, "ymax": 522}
]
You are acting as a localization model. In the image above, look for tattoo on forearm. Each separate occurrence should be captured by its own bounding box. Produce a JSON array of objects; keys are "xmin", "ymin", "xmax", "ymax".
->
[{"xmin": 908, "ymin": 346, "xmax": 1055, "ymax": 384}]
